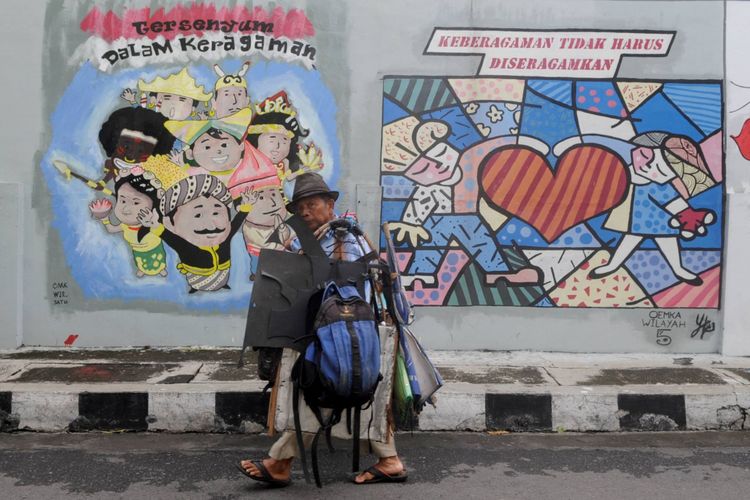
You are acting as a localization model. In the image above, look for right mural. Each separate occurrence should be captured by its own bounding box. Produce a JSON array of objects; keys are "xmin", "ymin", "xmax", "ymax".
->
[{"xmin": 380, "ymin": 31, "xmax": 723, "ymax": 309}]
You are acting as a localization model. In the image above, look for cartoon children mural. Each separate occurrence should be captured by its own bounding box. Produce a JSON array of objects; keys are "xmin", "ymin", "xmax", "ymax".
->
[
  {"xmin": 211, "ymin": 62, "xmax": 252, "ymax": 118},
  {"xmin": 227, "ymin": 159, "xmax": 291, "ymax": 280},
  {"xmin": 164, "ymin": 108, "xmax": 274, "ymax": 187},
  {"xmin": 120, "ymin": 67, "xmax": 212, "ymax": 120},
  {"xmin": 247, "ymin": 91, "xmax": 323, "ymax": 185},
  {"xmin": 554, "ymin": 131, "xmax": 717, "ymax": 286},
  {"xmin": 96, "ymin": 107, "xmax": 176, "ymax": 189},
  {"xmin": 137, "ymin": 173, "xmax": 257, "ymax": 293},
  {"xmin": 88, "ymin": 160, "xmax": 169, "ymax": 278}
]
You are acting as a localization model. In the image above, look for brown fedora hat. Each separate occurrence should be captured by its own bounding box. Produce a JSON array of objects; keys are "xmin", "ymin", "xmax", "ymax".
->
[{"xmin": 286, "ymin": 172, "xmax": 339, "ymax": 212}]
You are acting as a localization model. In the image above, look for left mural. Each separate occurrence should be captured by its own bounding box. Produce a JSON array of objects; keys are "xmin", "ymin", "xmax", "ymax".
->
[{"xmin": 42, "ymin": 2, "xmax": 338, "ymax": 311}]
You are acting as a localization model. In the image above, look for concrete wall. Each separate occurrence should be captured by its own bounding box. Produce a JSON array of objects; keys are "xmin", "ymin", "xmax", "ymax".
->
[{"xmin": 0, "ymin": 0, "xmax": 744, "ymax": 354}]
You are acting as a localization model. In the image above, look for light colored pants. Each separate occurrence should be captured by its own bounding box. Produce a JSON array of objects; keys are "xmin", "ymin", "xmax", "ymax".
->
[{"xmin": 268, "ymin": 429, "xmax": 397, "ymax": 460}]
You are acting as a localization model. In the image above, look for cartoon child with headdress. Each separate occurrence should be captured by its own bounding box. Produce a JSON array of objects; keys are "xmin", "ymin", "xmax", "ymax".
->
[
  {"xmin": 165, "ymin": 108, "xmax": 275, "ymax": 188},
  {"xmin": 121, "ymin": 68, "xmax": 212, "ymax": 120},
  {"xmin": 211, "ymin": 62, "xmax": 252, "ymax": 118},
  {"xmin": 554, "ymin": 131, "xmax": 717, "ymax": 286},
  {"xmin": 246, "ymin": 91, "xmax": 323, "ymax": 185},
  {"xmin": 88, "ymin": 158, "xmax": 173, "ymax": 278},
  {"xmin": 137, "ymin": 174, "xmax": 257, "ymax": 293},
  {"xmin": 227, "ymin": 156, "xmax": 291, "ymax": 280},
  {"xmin": 96, "ymin": 107, "xmax": 177, "ymax": 189}
]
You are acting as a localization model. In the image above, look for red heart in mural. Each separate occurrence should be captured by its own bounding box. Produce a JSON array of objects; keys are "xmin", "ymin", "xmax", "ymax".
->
[{"xmin": 479, "ymin": 145, "xmax": 629, "ymax": 242}]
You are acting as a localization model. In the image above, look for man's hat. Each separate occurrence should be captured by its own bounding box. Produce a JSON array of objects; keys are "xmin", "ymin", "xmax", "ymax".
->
[{"xmin": 286, "ymin": 172, "xmax": 338, "ymax": 212}]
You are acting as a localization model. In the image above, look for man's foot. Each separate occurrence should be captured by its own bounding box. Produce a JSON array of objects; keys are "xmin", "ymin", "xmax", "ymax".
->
[
  {"xmin": 238, "ymin": 457, "xmax": 292, "ymax": 484},
  {"xmin": 354, "ymin": 456, "xmax": 406, "ymax": 484}
]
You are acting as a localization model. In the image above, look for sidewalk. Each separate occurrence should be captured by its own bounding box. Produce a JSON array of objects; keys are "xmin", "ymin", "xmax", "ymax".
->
[{"xmin": 1, "ymin": 348, "xmax": 749, "ymax": 433}]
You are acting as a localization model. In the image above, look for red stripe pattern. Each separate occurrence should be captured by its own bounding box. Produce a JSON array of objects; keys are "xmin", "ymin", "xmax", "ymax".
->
[{"xmin": 479, "ymin": 145, "xmax": 629, "ymax": 242}]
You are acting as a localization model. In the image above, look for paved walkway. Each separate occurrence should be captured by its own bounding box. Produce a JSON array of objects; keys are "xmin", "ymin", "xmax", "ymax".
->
[{"xmin": 1, "ymin": 348, "xmax": 749, "ymax": 432}]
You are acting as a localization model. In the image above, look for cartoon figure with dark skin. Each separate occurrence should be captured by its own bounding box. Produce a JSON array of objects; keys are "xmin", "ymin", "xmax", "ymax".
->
[
  {"xmin": 137, "ymin": 174, "xmax": 257, "ymax": 293},
  {"xmin": 247, "ymin": 91, "xmax": 323, "ymax": 184},
  {"xmin": 96, "ymin": 107, "xmax": 177, "ymax": 189},
  {"xmin": 388, "ymin": 120, "xmax": 541, "ymax": 287},
  {"xmin": 166, "ymin": 108, "xmax": 275, "ymax": 187},
  {"xmin": 211, "ymin": 62, "xmax": 252, "ymax": 118},
  {"xmin": 88, "ymin": 160, "xmax": 168, "ymax": 278},
  {"xmin": 554, "ymin": 131, "xmax": 716, "ymax": 286},
  {"xmin": 120, "ymin": 68, "xmax": 212, "ymax": 120}
]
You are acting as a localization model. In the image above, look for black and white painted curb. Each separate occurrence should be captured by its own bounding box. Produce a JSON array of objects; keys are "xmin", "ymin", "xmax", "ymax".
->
[{"xmin": 1, "ymin": 386, "xmax": 748, "ymax": 433}]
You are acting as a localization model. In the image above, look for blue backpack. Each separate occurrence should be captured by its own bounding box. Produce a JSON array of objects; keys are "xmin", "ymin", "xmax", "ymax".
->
[{"xmin": 293, "ymin": 281, "xmax": 381, "ymax": 487}]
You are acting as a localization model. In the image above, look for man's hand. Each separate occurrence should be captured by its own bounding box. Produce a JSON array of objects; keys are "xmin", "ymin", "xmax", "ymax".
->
[
  {"xmin": 137, "ymin": 208, "xmax": 159, "ymax": 228},
  {"xmin": 389, "ymin": 222, "xmax": 431, "ymax": 247}
]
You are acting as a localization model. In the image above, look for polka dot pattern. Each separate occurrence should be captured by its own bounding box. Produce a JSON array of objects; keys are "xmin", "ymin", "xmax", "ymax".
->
[
  {"xmin": 575, "ymin": 82, "xmax": 626, "ymax": 118},
  {"xmin": 449, "ymin": 78, "xmax": 525, "ymax": 103},
  {"xmin": 407, "ymin": 250, "xmax": 470, "ymax": 306},
  {"xmin": 382, "ymin": 175, "xmax": 416, "ymax": 200},
  {"xmin": 624, "ymin": 250, "xmax": 721, "ymax": 295}
]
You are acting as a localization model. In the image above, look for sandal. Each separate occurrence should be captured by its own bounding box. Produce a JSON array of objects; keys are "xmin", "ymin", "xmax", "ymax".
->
[
  {"xmin": 353, "ymin": 465, "xmax": 408, "ymax": 485},
  {"xmin": 236, "ymin": 460, "xmax": 291, "ymax": 487}
]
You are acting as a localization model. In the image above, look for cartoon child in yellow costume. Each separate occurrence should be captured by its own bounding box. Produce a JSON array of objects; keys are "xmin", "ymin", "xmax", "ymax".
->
[
  {"xmin": 88, "ymin": 156, "xmax": 187, "ymax": 278},
  {"xmin": 121, "ymin": 68, "xmax": 212, "ymax": 120}
]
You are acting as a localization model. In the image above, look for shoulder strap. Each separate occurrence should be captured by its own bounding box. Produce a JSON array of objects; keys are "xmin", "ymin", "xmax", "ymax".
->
[{"xmin": 285, "ymin": 215, "xmax": 327, "ymax": 259}]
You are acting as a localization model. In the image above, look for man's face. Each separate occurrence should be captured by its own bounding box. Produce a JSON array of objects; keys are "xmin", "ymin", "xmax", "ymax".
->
[
  {"xmin": 246, "ymin": 187, "xmax": 287, "ymax": 227},
  {"xmin": 257, "ymin": 132, "xmax": 292, "ymax": 164},
  {"xmin": 169, "ymin": 195, "xmax": 231, "ymax": 247},
  {"xmin": 630, "ymin": 146, "xmax": 676, "ymax": 184},
  {"xmin": 115, "ymin": 182, "xmax": 153, "ymax": 226},
  {"xmin": 186, "ymin": 131, "xmax": 244, "ymax": 172},
  {"xmin": 113, "ymin": 130, "xmax": 157, "ymax": 163},
  {"xmin": 295, "ymin": 195, "xmax": 334, "ymax": 231},
  {"xmin": 212, "ymin": 86, "xmax": 250, "ymax": 118},
  {"xmin": 155, "ymin": 93, "xmax": 194, "ymax": 120}
]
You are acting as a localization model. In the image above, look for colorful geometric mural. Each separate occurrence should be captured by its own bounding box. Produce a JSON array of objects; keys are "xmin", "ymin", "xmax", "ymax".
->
[{"xmin": 380, "ymin": 77, "xmax": 723, "ymax": 308}]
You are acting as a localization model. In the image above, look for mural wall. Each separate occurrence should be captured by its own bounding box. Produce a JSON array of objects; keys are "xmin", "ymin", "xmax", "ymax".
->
[
  {"xmin": 380, "ymin": 31, "xmax": 724, "ymax": 309},
  {"xmin": 42, "ymin": 2, "xmax": 337, "ymax": 311}
]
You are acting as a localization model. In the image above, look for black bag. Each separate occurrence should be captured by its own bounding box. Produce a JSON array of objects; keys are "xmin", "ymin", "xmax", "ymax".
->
[
  {"xmin": 239, "ymin": 216, "xmax": 369, "ymax": 362},
  {"xmin": 256, "ymin": 347, "xmax": 282, "ymax": 383}
]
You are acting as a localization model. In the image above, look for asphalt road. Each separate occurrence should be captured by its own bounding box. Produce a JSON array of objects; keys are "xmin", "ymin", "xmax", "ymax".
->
[{"xmin": 1, "ymin": 431, "xmax": 749, "ymax": 499}]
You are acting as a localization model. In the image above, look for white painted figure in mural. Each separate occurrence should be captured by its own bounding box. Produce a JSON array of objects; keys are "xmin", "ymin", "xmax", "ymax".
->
[
  {"xmin": 554, "ymin": 131, "xmax": 717, "ymax": 286},
  {"xmin": 165, "ymin": 108, "xmax": 274, "ymax": 187},
  {"xmin": 211, "ymin": 62, "xmax": 252, "ymax": 118},
  {"xmin": 390, "ymin": 120, "xmax": 541, "ymax": 287},
  {"xmin": 88, "ymin": 161, "xmax": 168, "ymax": 278},
  {"xmin": 120, "ymin": 67, "xmax": 212, "ymax": 120},
  {"xmin": 246, "ymin": 91, "xmax": 323, "ymax": 185},
  {"xmin": 137, "ymin": 174, "xmax": 257, "ymax": 293}
]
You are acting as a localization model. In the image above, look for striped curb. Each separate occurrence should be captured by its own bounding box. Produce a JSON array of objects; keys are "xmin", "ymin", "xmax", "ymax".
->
[{"xmin": 1, "ymin": 387, "xmax": 748, "ymax": 433}]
